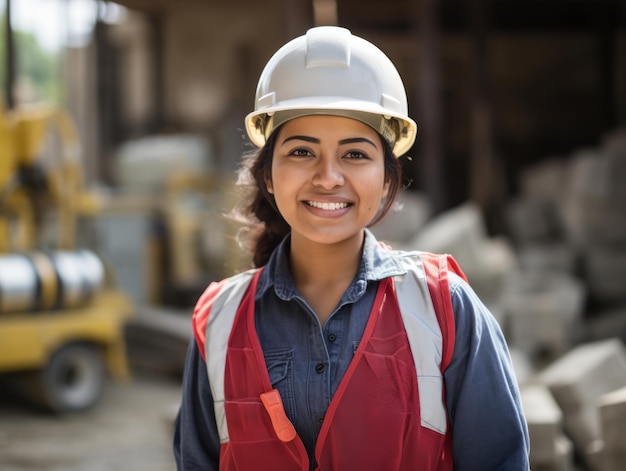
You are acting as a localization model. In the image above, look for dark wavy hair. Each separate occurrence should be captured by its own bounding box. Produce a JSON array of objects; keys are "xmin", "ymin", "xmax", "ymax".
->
[{"xmin": 232, "ymin": 125, "xmax": 403, "ymax": 267}]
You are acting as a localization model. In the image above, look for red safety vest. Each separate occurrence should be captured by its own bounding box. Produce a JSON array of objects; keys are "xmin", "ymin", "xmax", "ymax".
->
[{"xmin": 193, "ymin": 252, "xmax": 466, "ymax": 471}]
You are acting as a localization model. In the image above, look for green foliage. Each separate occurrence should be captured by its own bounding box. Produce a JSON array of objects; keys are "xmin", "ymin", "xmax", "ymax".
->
[{"xmin": 0, "ymin": 12, "xmax": 60, "ymax": 104}]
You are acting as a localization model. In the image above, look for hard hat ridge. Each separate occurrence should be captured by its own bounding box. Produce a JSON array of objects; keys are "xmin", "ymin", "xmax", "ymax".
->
[
  {"xmin": 305, "ymin": 25, "xmax": 351, "ymax": 68},
  {"xmin": 245, "ymin": 26, "xmax": 418, "ymax": 157}
]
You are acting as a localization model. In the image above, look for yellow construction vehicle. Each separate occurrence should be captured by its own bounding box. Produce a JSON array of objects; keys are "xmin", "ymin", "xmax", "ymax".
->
[{"xmin": 0, "ymin": 100, "xmax": 133, "ymax": 413}]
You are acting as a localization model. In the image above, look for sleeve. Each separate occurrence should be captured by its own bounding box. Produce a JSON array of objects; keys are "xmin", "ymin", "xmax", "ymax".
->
[
  {"xmin": 443, "ymin": 273, "xmax": 530, "ymax": 471},
  {"xmin": 173, "ymin": 337, "xmax": 221, "ymax": 471}
]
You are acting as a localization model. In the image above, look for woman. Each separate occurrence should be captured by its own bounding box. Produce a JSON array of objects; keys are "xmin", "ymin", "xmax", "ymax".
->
[{"xmin": 174, "ymin": 26, "xmax": 529, "ymax": 471}]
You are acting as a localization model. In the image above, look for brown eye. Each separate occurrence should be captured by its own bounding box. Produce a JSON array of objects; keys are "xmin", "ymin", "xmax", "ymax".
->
[
  {"xmin": 290, "ymin": 148, "xmax": 313, "ymax": 157},
  {"xmin": 345, "ymin": 151, "xmax": 368, "ymax": 160}
]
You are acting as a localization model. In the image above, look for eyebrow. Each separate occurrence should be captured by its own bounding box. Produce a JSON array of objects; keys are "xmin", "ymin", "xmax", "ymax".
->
[{"xmin": 281, "ymin": 135, "xmax": 379, "ymax": 149}]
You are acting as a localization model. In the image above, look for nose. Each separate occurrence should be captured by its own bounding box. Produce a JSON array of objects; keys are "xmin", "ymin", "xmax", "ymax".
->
[{"xmin": 312, "ymin": 156, "xmax": 344, "ymax": 189}]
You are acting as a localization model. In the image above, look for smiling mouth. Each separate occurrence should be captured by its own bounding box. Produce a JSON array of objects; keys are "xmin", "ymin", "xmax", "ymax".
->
[{"xmin": 305, "ymin": 201, "xmax": 350, "ymax": 210}]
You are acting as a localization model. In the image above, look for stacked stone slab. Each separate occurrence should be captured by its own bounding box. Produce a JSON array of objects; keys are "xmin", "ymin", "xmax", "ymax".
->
[
  {"xmin": 521, "ymin": 384, "xmax": 574, "ymax": 471},
  {"xmin": 515, "ymin": 243, "xmax": 577, "ymax": 275},
  {"xmin": 505, "ymin": 127, "xmax": 626, "ymax": 352},
  {"xmin": 402, "ymin": 201, "xmax": 518, "ymax": 310},
  {"xmin": 539, "ymin": 338, "xmax": 626, "ymax": 470},
  {"xmin": 506, "ymin": 156, "xmax": 580, "ymax": 277},
  {"xmin": 561, "ymin": 130, "xmax": 626, "ymax": 305},
  {"xmin": 598, "ymin": 386, "xmax": 626, "ymax": 471},
  {"xmin": 502, "ymin": 156, "xmax": 587, "ymax": 360},
  {"xmin": 509, "ymin": 157, "xmax": 571, "ymax": 247},
  {"xmin": 370, "ymin": 191, "xmax": 432, "ymax": 247},
  {"xmin": 500, "ymin": 270, "xmax": 586, "ymax": 361}
]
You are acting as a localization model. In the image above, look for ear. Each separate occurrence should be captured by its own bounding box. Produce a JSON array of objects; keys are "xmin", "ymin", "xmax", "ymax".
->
[{"xmin": 266, "ymin": 177, "xmax": 274, "ymax": 194}]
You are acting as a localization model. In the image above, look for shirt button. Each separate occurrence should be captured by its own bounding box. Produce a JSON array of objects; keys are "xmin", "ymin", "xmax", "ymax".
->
[
  {"xmin": 327, "ymin": 333, "xmax": 337, "ymax": 342},
  {"xmin": 315, "ymin": 363, "xmax": 325, "ymax": 374},
  {"xmin": 318, "ymin": 416, "xmax": 325, "ymax": 424}
]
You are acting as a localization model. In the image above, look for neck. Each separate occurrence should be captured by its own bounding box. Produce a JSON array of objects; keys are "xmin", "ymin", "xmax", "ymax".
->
[
  {"xmin": 288, "ymin": 231, "xmax": 365, "ymax": 287},
  {"xmin": 287, "ymin": 232, "xmax": 365, "ymax": 326}
]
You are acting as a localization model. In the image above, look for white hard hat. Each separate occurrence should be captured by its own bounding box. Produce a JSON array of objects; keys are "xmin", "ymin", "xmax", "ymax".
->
[{"xmin": 245, "ymin": 26, "xmax": 417, "ymax": 157}]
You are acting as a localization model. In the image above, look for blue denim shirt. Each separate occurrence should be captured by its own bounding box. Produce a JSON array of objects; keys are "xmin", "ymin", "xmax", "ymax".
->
[{"xmin": 174, "ymin": 230, "xmax": 530, "ymax": 470}]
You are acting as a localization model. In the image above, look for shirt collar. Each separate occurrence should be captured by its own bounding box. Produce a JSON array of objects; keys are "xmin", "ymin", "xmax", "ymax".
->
[{"xmin": 257, "ymin": 229, "xmax": 407, "ymax": 303}]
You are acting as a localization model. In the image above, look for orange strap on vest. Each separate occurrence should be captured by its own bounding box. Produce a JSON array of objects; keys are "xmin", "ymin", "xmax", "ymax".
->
[{"xmin": 260, "ymin": 389, "xmax": 298, "ymax": 442}]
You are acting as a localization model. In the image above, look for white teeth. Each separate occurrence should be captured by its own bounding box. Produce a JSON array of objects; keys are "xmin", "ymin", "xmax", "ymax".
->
[{"xmin": 307, "ymin": 201, "xmax": 349, "ymax": 210}]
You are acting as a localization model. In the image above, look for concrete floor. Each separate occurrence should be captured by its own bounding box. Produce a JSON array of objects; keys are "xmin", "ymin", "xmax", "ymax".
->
[{"xmin": 0, "ymin": 372, "xmax": 182, "ymax": 471}]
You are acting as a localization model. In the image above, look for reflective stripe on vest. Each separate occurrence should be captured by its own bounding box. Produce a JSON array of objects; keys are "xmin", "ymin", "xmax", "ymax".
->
[
  {"xmin": 203, "ymin": 268, "xmax": 258, "ymax": 443},
  {"xmin": 394, "ymin": 254, "xmax": 447, "ymax": 434},
  {"xmin": 201, "ymin": 253, "xmax": 450, "ymax": 443}
]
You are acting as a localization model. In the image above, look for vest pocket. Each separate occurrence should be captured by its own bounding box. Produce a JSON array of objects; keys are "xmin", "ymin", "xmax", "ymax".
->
[
  {"xmin": 264, "ymin": 348, "xmax": 296, "ymax": 422},
  {"xmin": 222, "ymin": 400, "xmax": 306, "ymax": 470}
]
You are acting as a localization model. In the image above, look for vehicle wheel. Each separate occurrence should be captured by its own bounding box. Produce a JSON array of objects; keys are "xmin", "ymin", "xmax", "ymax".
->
[{"xmin": 38, "ymin": 343, "xmax": 106, "ymax": 413}]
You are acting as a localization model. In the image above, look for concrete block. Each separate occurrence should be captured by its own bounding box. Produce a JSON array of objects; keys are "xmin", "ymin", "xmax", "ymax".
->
[
  {"xmin": 516, "ymin": 243, "xmax": 578, "ymax": 275},
  {"xmin": 521, "ymin": 384, "xmax": 563, "ymax": 465},
  {"xmin": 407, "ymin": 202, "xmax": 487, "ymax": 273},
  {"xmin": 540, "ymin": 339, "xmax": 626, "ymax": 410},
  {"xmin": 501, "ymin": 271, "xmax": 586, "ymax": 359},
  {"xmin": 530, "ymin": 435, "xmax": 575, "ymax": 471},
  {"xmin": 585, "ymin": 439, "xmax": 605, "ymax": 471},
  {"xmin": 598, "ymin": 386, "xmax": 626, "ymax": 471},
  {"xmin": 371, "ymin": 191, "xmax": 432, "ymax": 245},
  {"xmin": 468, "ymin": 237, "xmax": 518, "ymax": 304},
  {"xmin": 560, "ymin": 403, "xmax": 601, "ymax": 458},
  {"xmin": 519, "ymin": 157, "xmax": 569, "ymax": 205},
  {"xmin": 505, "ymin": 197, "xmax": 563, "ymax": 245},
  {"xmin": 406, "ymin": 202, "xmax": 518, "ymax": 303},
  {"xmin": 565, "ymin": 198, "xmax": 626, "ymax": 246},
  {"xmin": 539, "ymin": 339, "xmax": 626, "ymax": 457},
  {"xmin": 561, "ymin": 149, "xmax": 626, "ymax": 246},
  {"xmin": 553, "ymin": 436, "xmax": 575, "ymax": 471}
]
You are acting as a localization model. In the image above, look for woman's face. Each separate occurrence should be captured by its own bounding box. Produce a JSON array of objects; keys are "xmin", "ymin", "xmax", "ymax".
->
[{"xmin": 267, "ymin": 115, "xmax": 390, "ymax": 247}]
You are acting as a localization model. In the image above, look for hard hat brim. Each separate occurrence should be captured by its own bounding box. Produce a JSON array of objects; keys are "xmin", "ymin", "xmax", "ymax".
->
[{"xmin": 245, "ymin": 97, "xmax": 417, "ymax": 158}]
